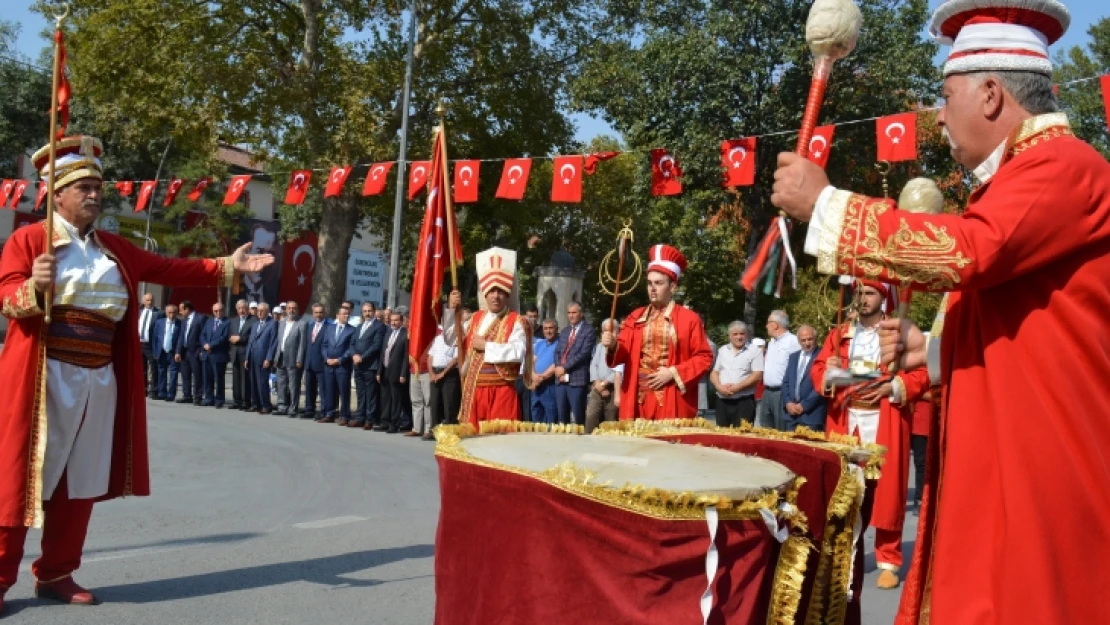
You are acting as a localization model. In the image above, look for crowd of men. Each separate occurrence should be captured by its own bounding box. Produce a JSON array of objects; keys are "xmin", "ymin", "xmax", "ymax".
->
[{"xmin": 137, "ymin": 294, "xmax": 463, "ymax": 440}]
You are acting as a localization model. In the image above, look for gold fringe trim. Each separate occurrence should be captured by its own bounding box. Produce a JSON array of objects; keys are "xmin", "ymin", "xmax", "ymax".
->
[{"xmin": 768, "ymin": 532, "xmax": 815, "ymax": 625}]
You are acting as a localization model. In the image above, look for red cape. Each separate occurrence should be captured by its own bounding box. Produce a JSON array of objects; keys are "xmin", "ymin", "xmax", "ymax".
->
[{"xmin": 0, "ymin": 221, "xmax": 234, "ymax": 527}]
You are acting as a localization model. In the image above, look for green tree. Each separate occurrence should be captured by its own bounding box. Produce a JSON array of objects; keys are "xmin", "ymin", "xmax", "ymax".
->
[
  {"xmin": 1056, "ymin": 17, "xmax": 1110, "ymax": 159},
  {"xmin": 0, "ymin": 21, "xmax": 51, "ymax": 178}
]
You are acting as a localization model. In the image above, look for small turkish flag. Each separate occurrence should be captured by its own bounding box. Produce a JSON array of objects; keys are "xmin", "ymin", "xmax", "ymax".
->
[
  {"xmin": 408, "ymin": 161, "xmax": 431, "ymax": 200},
  {"xmin": 223, "ymin": 174, "xmax": 252, "ymax": 205},
  {"xmin": 187, "ymin": 177, "xmax": 212, "ymax": 202},
  {"xmin": 495, "ymin": 158, "xmax": 532, "ymax": 200},
  {"xmin": 721, "ymin": 138, "xmax": 757, "ymax": 187},
  {"xmin": 876, "ymin": 113, "xmax": 917, "ymax": 162},
  {"xmin": 9, "ymin": 181, "xmax": 28, "ymax": 209},
  {"xmin": 1101, "ymin": 75, "xmax": 1110, "ymax": 131},
  {"xmin": 650, "ymin": 149, "xmax": 682, "ymax": 196},
  {"xmin": 551, "ymin": 155, "xmax": 583, "ymax": 203},
  {"xmin": 135, "ymin": 180, "xmax": 157, "ymax": 212},
  {"xmin": 453, "ymin": 160, "xmax": 480, "ymax": 204},
  {"xmin": 362, "ymin": 162, "xmax": 393, "ymax": 197},
  {"xmin": 285, "ymin": 169, "xmax": 312, "ymax": 205},
  {"xmin": 0, "ymin": 180, "xmax": 13, "ymax": 208},
  {"xmin": 164, "ymin": 178, "xmax": 185, "ymax": 207},
  {"xmin": 324, "ymin": 166, "xmax": 352, "ymax": 198},
  {"xmin": 35, "ymin": 181, "xmax": 48, "ymax": 211},
  {"xmin": 584, "ymin": 151, "xmax": 620, "ymax": 175},
  {"xmin": 806, "ymin": 125, "xmax": 836, "ymax": 169},
  {"xmin": 115, "ymin": 181, "xmax": 134, "ymax": 197}
]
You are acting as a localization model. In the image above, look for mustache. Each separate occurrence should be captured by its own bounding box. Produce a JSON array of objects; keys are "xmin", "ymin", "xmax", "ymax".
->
[
  {"xmin": 82, "ymin": 199, "xmax": 101, "ymax": 208},
  {"xmin": 941, "ymin": 126, "xmax": 957, "ymax": 149}
]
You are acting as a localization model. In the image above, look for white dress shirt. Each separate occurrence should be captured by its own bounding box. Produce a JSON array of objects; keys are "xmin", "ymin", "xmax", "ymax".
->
[
  {"xmin": 442, "ymin": 308, "xmax": 526, "ymax": 373},
  {"xmin": 762, "ymin": 332, "xmax": 801, "ymax": 388}
]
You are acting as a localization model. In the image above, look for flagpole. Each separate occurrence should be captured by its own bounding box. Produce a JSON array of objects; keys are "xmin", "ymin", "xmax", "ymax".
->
[
  {"xmin": 43, "ymin": 6, "xmax": 71, "ymax": 325},
  {"xmin": 141, "ymin": 139, "xmax": 172, "ymax": 297},
  {"xmin": 435, "ymin": 101, "xmax": 459, "ymax": 289},
  {"xmin": 386, "ymin": 0, "xmax": 418, "ymax": 310}
]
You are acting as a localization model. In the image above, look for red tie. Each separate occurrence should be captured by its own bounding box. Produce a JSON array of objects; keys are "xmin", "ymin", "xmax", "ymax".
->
[{"xmin": 562, "ymin": 326, "xmax": 577, "ymax": 363}]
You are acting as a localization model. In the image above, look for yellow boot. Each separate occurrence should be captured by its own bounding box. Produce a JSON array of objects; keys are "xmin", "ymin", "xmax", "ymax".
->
[{"xmin": 876, "ymin": 569, "xmax": 900, "ymax": 589}]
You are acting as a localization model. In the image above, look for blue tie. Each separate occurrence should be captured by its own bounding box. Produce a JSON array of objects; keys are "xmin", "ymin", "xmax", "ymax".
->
[{"xmin": 163, "ymin": 323, "xmax": 173, "ymax": 352}]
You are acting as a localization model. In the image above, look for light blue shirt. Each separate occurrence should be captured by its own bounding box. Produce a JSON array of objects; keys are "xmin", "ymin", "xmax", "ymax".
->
[{"xmin": 532, "ymin": 337, "xmax": 559, "ymax": 375}]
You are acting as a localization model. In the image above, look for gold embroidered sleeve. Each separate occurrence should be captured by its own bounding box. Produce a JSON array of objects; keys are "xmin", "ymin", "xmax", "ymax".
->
[
  {"xmin": 1, "ymin": 278, "xmax": 44, "ymax": 319},
  {"xmin": 215, "ymin": 256, "xmax": 237, "ymax": 289}
]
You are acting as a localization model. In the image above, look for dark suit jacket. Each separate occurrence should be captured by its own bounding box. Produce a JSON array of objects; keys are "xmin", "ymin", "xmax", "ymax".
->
[
  {"xmin": 781, "ymin": 350, "xmax": 827, "ymax": 428},
  {"xmin": 321, "ymin": 323, "xmax": 357, "ymax": 368},
  {"xmin": 178, "ymin": 312, "xmax": 209, "ymax": 356},
  {"xmin": 229, "ymin": 315, "xmax": 257, "ymax": 359},
  {"xmin": 137, "ymin": 306, "xmax": 161, "ymax": 343},
  {"xmin": 380, "ymin": 327, "xmax": 409, "ymax": 382},
  {"xmin": 151, "ymin": 317, "xmax": 181, "ymax": 360},
  {"xmin": 555, "ymin": 322, "xmax": 597, "ymax": 387},
  {"xmin": 273, "ymin": 316, "xmax": 309, "ymax": 368},
  {"xmin": 353, "ymin": 318, "xmax": 386, "ymax": 371},
  {"xmin": 200, "ymin": 316, "xmax": 231, "ymax": 363},
  {"xmin": 246, "ymin": 317, "xmax": 278, "ymax": 366},
  {"xmin": 304, "ymin": 318, "xmax": 329, "ymax": 372}
]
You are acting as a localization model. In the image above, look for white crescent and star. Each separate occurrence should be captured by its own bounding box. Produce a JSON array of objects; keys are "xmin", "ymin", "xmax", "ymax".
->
[
  {"xmin": 371, "ymin": 165, "xmax": 386, "ymax": 180},
  {"xmin": 658, "ymin": 155, "xmax": 674, "ymax": 178},
  {"xmin": 331, "ymin": 169, "xmax": 346, "ymax": 183},
  {"xmin": 559, "ymin": 163, "xmax": 576, "ymax": 184},
  {"xmin": 292, "ymin": 244, "xmax": 316, "ymax": 286},
  {"xmin": 413, "ymin": 165, "xmax": 427, "ymax": 181},
  {"xmin": 293, "ymin": 173, "xmax": 306, "ymax": 188},
  {"xmin": 728, "ymin": 146, "xmax": 747, "ymax": 168},
  {"xmin": 508, "ymin": 165, "xmax": 524, "ymax": 184},
  {"xmin": 232, "ymin": 178, "xmax": 246, "ymax": 193},
  {"xmin": 459, "ymin": 165, "xmax": 473, "ymax": 186},
  {"xmin": 885, "ymin": 122, "xmax": 906, "ymax": 144},
  {"xmin": 809, "ymin": 135, "xmax": 828, "ymax": 159}
]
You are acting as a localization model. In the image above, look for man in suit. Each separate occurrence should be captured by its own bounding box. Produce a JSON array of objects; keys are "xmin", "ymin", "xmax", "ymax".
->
[
  {"xmin": 151, "ymin": 304, "xmax": 182, "ymax": 401},
  {"xmin": 137, "ymin": 291, "xmax": 161, "ymax": 397},
  {"xmin": 303, "ymin": 303, "xmax": 330, "ymax": 420},
  {"xmin": 320, "ymin": 305, "xmax": 356, "ymax": 424},
  {"xmin": 244, "ymin": 302, "xmax": 277, "ymax": 414},
  {"xmin": 274, "ymin": 301, "xmax": 309, "ymax": 416},
  {"xmin": 351, "ymin": 302, "xmax": 385, "ymax": 429},
  {"xmin": 175, "ymin": 301, "xmax": 209, "ymax": 405},
  {"xmin": 378, "ymin": 311, "xmax": 409, "ymax": 433},
  {"xmin": 781, "ymin": 325, "xmax": 826, "ymax": 431},
  {"xmin": 228, "ymin": 299, "xmax": 256, "ymax": 410},
  {"xmin": 200, "ymin": 301, "xmax": 230, "ymax": 408},
  {"xmin": 554, "ymin": 302, "xmax": 596, "ymax": 426}
]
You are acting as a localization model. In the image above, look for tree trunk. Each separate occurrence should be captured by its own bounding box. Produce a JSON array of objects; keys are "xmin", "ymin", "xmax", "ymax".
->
[{"xmin": 312, "ymin": 194, "xmax": 360, "ymax": 314}]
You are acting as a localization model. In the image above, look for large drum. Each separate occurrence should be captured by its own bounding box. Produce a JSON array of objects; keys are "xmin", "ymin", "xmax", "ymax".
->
[{"xmin": 434, "ymin": 431, "xmax": 811, "ymax": 625}]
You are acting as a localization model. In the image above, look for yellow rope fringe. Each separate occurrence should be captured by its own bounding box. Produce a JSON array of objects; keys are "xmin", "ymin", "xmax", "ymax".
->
[{"xmin": 769, "ymin": 532, "xmax": 815, "ymax": 625}]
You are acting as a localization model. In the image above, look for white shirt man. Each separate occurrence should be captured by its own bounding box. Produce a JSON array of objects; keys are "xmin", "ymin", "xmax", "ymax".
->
[{"xmin": 757, "ymin": 310, "xmax": 801, "ymax": 431}]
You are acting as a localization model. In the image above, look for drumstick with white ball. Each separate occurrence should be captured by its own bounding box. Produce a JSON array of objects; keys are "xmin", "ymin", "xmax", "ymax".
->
[
  {"xmin": 887, "ymin": 177, "xmax": 944, "ymax": 373},
  {"xmin": 794, "ymin": 0, "xmax": 863, "ymax": 162}
]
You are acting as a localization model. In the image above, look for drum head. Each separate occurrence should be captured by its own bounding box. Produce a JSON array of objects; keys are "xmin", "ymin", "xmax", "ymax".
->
[{"xmin": 460, "ymin": 434, "xmax": 795, "ymax": 499}]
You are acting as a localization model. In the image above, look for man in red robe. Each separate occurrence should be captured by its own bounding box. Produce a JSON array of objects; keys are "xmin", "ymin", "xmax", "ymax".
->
[
  {"xmin": 771, "ymin": 1, "xmax": 1110, "ymax": 622},
  {"xmin": 445, "ymin": 247, "xmax": 531, "ymax": 427},
  {"xmin": 602, "ymin": 244, "xmax": 713, "ymax": 420},
  {"xmin": 0, "ymin": 136, "xmax": 274, "ymax": 613},
  {"xmin": 810, "ymin": 280, "xmax": 929, "ymax": 590}
]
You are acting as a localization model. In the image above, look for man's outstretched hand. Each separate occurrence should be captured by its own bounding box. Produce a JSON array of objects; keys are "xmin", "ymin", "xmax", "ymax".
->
[{"xmin": 231, "ymin": 243, "xmax": 275, "ymax": 274}]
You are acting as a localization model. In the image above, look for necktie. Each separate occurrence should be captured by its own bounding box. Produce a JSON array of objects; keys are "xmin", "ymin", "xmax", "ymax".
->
[
  {"xmin": 361, "ymin": 321, "xmax": 369, "ymax": 337},
  {"xmin": 239, "ymin": 317, "xmax": 245, "ymax": 333},
  {"xmin": 163, "ymin": 322, "xmax": 173, "ymax": 352},
  {"xmin": 562, "ymin": 326, "xmax": 577, "ymax": 362},
  {"xmin": 335, "ymin": 325, "xmax": 342, "ymax": 339},
  {"xmin": 386, "ymin": 330, "xmax": 397, "ymax": 360},
  {"xmin": 312, "ymin": 322, "xmax": 320, "ymax": 342},
  {"xmin": 796, "ymin": 353, "xmax": 808, "ymax": 396},
  {"xmin": 139, "ymin": 309, "xmax": 149, "ymax": 341}
]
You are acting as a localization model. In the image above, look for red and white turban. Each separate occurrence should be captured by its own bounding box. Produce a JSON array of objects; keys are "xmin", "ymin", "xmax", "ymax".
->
[
  {"xmin": 477, "ymin": 247, "xmax": 517, "ymax": 299},
  {"xmin": 646, "ymin": 244, "xmax": 687, "ymax": 283},
  {"xmin": 856, "ymin": 279, "xmax": 898, "ymax": 313},
  {"xmin": 931, "ymin": 0, "xmax": 1070, "ymax": 77}
]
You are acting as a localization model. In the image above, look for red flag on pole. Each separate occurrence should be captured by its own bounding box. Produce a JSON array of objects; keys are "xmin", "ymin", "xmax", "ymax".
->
[
  {"xmin": 721, "ymin": 138, "xmax": 757, "ymax": 187},
  {"xmin": 1101, "ymin": 75, "xmax": 1110, "ymax": 131},
  {"xmin": 164, "ymin": 178, "xmax": 185, "ymax": 206},
  {"xmin": 134, "ymin": 180, "xmax": 157, "ymax": 212},
  {"xmin": 806, "ymin": 125, "xmax": 835, "ymax": 169},
  {"xmin": 324, "ymin": 166, "xmax": 352, "ymax": 198},
  {"xmin": 0, "ymin": 180, "xmax": 14, "ymax": 208},
  {"xmin": 222, "ymin": 175, "xmax": 251, "ymax": 205},
  {"xmin": 362, "ymin": 162, "xmax": 393, "ymax": 197},
  {"xmin": 9, "ymin": 181, "xmax": 28, "ymax": 209},
  {"xmin": 115, "ymin": 181, "xmax": 134, "ymax": 197},
  {"xmin": 495, "ymin": 158, "xmax": 532, "ymax": 200},
  {"xmin": 187, "ymin": 177, "xmax": 211, "ymax": 202},
  {"xmin": 551, "ymin": 155, "xmax": 583, "ymax": 203},
  {"xmin": 876, "ymin": 112, "xmax": 918, "ymax": 162},
  {"xmin": 285, "ymin": 170, "xmax": 312, "ymax": 205},
  {"xmin": 408, "ymin": 161, "xmax": 431, "ymax": 200},
  {"xmin": 453, "ymin": 160, "xmax": 480, "ymax": 203},
  {"xmin": 584, "ymin": 151, "xmax": 620, "ymax": 175},
  {"xmin": 650, "ymin": 149, "xmax": 682, "ymax": 196},
  {"xmin": 278, "ymin": 231, "xmax": 318, "ymax": 310},
  {"xmin": 35, "ymin": 181, "xmax": 48, "ymax": 212},
  {"xmin": 53, "ymin": 31, "xmax": 70, "ymax": 140}
]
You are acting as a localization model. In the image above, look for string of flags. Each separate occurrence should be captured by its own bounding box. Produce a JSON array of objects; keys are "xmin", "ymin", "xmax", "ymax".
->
[{"xmin": 1, "ymin": 74, "xmax": 1107, "ymax": 214}]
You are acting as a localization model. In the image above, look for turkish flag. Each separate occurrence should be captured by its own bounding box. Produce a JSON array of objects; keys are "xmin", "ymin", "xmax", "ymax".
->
[
  {"xmin": 876, "ymin": 112, "xmax": 917, "ymax": 162},
  {"xmin": 134, "ymin": 180, "xmax": 157, "ymax": 212},
  {"xmin": 285, "ymin": 169, "xmax": 312, "ymax": 205},
  {"xmin": 324, "ymin": 166, "xmax": 352, "ymax": 198},
  {"xmin": 362, "ymin": 162, "xmax": 393, "ymax": 196},
  {"xmin": 806, "ymin": 125, "xmax": 835, "ymax": 169},
  {"xmin": 721, "ymin": 138, "xmax": 757, "ymax": 187},
  {"xmin": 53, "ymin": 31, "xmax": 70, "ymax": 140},
  {"xmin": 584, "ymin": 151, "xmax": 620, "ymax": 175},
  {"xmin": 495, "ymin": 158, "xmax": 532, "ymax": 200},
  {"xmin": 34, "ymin": 181, "xmax": 48, "ymax": 212},
  {"xmin": 453, "ymin": 160, "xmax": 480, "ymax": 204},
  {"xmin": 1101, "ymin": 75, "xmax": 1110, "ymax": 130},
  {"xmin": 9, "ymin": 181, "xmax": 28, "ymax": 209},
  {"xmin": 279, "ymin": 231, "xmax": 318, "ymax": 311},
  {"xmin": 408, "ymin": 161, "xmax": 431, "ymax": 200},
  {"xmin": 115, "ymin": 181, "xmax": 134, "ymax": 197},
  {"xmin": 187, "ymin": 177, "xmax": 212, "ymax": 202},
  {"xmin": 0, "ymin": 180, "xmax": 14, "ymax": 208},
  {"xmin": 223, "ymin": 174, "xmax": 252, "ymax": 205},
  {"xmin": 650, "ymin": 149, "xmax": 682, "ymax": 196},
  {"xmin": 164, "ymin": 178, "xmax": 185, "ymax": 206},
  {"xmin": 551, "ymin": 155, "xmax": 583, "ymax": 203}
]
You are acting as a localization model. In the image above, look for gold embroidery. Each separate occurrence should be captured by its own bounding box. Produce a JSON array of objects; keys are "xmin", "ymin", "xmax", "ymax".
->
[
  {"xmin": 2, "ymin": 278, "xmax": 43, "ymax": 319},
  {"xmin": 216, "ymin": 256, "xmax": 236, "ymax": 289}
]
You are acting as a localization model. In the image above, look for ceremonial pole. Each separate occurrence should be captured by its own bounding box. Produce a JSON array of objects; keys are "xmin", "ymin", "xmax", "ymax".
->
[
  {"xmin": 599, "ymin": 221, "xmax": 641, "ymax": 324},
  {"xmin": 43, "ymin": 6, "xmax": 71, "ymax": 325},
  {"xmin": 386, "ymin": 0, "xmax": 418, "ymax": 310},
  {"xmin": 435, "ymin": 100, "xmax": 464, "ymax": 348},
  {"xmin": 141, "ymin": 139, "xmax": 172, "ymax": 296}
]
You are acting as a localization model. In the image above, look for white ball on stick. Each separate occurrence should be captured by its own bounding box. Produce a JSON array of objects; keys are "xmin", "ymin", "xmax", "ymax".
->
[
  {"xmin": 898, "ymin": 178, "xmax": 945, "ymax": 215},
  {"xmin": 805, "ymin": 0, "xmax": 863, "ymax": 60}
]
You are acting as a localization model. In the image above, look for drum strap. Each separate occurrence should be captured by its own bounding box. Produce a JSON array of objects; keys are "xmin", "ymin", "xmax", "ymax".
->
[{"xmin": 699, "ymin": 506, "xmax": 719, "ymax": 625}]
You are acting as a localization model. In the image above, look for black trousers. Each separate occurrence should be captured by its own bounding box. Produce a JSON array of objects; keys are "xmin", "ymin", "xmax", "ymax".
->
[
  {"xmin": 911, "ymin": 433, "xmax": 928, "ymax": 504},
  {"xmin": 380, "ymin": 378, "xmax": 410, "ymax": 430},
  {"xmin": 231, "ymin": 347, "xmax": 250, "ymax": 407},
  {"xmin": 353, "ymin": 367, "xmax": 380, "ymax": 425},
  {"xmin": 430, "ymin": 369, "xmax": 461, "ymax": 427},
  {"xmin": 325, "ymin": 365, "xmax": 352, "ymax": 418},
  {"xmin": 204, "ymin": 358, "xmax": 227, "ymax": 405},
  {"xmin": 180, "ymin": 349, "xmax": 203, "ymax": 400},
  {"xmin": 516, "ymin": 377, "xmax": 531, "ymax": 422},
  {"xmin": 140, "ymin": 342, "xmax": 156, "ymax": 394},
  {"xmin": 716, "ymin": 395, "xmax": 757, "ymax": 428},
  {"xmin": 250, "ymin": 361, "xmax": 273, "ymax": 411},
  {"xmin": 304, "ymin": 368, "xmax": 329, "ymax": 415}
]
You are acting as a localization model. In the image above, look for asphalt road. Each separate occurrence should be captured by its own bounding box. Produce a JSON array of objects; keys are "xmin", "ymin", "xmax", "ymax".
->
[{"xmin": 1, "ymin": 400, "xmax": 917, "ymax": 624}]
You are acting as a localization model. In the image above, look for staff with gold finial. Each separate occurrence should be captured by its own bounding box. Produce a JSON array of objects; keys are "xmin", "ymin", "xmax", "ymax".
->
[
  {"xmin": 599, "ymin": 220, "xmax": 642, "ymax": 324},
  {"xmin": 43, "ymin": 4, "xmax": 72, "ymax": 324},
  {"xmin": 435, "ymin": 99, "xmax": 464, "ymax": 351}
]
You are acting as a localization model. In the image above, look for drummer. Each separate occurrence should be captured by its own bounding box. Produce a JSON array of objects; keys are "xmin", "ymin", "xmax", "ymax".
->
[
  {"xmin": 444, "ymin": 247, "xmax": 532, "ymax": 427},
  {"xmin": 601, "ymin": 244, "xmax": 713, "ymax": 420}
]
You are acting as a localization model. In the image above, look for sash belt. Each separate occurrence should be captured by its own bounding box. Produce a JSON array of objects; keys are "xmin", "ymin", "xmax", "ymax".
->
[
  {"xmin": 476, "ymin": 363, "xmax": 517, "ymax": 387},
  {"xmin": 45, "ymin": 305, "xmax": 116, "ymax": 369}
]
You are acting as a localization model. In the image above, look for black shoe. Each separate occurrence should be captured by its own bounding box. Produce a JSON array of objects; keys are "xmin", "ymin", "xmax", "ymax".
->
[
  {"xmin": 374, "ymin": 424, "xmax": 388, "ymax": 432},
  {"xmin": 274, "ymin": 409, "xmax": 288, "ymax": 416},
  {"xmin": 193, "ymin": 401, "xmax": 203, "ymax": 406},
  {"xmin": 215, "ymin": 404, "xmax": 225, "ymax": 409},
  {"xmin": 387, "ymin": 427, "xmax": 399, "ymax": 434},
  {"xmin": 176, "ymin": 398, "xmax": 190, "ymax": 404},
  {"xmin": 301, "ymin": 412, "xmax": 316, "ymax": 420}
]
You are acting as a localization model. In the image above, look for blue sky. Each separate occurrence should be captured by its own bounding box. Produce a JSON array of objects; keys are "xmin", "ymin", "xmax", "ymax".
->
[{"xmin": 7, "ymin": 0, "xmax": 1106, "ymax": 143}]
